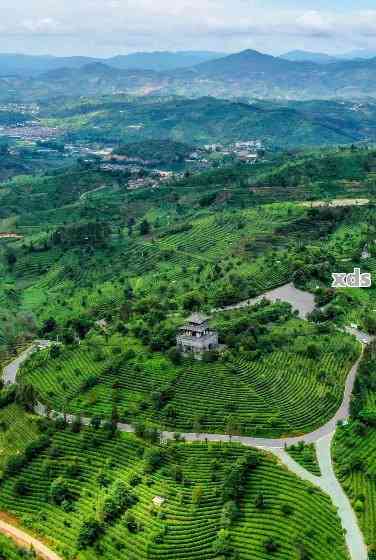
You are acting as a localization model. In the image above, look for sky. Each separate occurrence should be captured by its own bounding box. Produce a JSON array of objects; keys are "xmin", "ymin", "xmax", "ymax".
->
[{"xmin": 2, "ymin": 0, "xmax": 376, "ymax": 57}]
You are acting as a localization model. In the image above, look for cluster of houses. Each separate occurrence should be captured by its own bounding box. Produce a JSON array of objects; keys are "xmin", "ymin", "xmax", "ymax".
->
[
  {"xmin": 186, "ymin": 139, "xmax": 264, "ymax": 169},
  {"xmin": 0, "ymin": 103, "xmax": 39, "ymax": 115},
  {"xmin": 0, "ymin": 123, "xmax": 61, "ymax": 141}
]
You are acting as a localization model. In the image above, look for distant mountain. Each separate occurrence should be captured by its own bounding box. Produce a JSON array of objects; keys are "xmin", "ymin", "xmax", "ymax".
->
[
  {"xmin": 189, "ymin": 49, "xmax": 306, "ymax": 78},
  {"xmin": 0, "ymin": 51, "xmax": 224, "ymax": 77},
  {"xmin": 339, "ymin": 49, "xmax": 376, "ymax": 60},
  {"xmin": 0, "ymin": 54, "xmax": 96, "ymax": 77},
  {"xmin": 4, "ymin": 48, "xmax": 376, "ymax": 101},
  {"xmin": 173, "ymin": 49, "xmax": 376, "ymax": 99},
  {"xmin": 281, "ymin": 50, "xmax": 338, "ymax": 64},
  {"xmin": 107, "ymin": 51, "xmax": 224, "ymax": 71},
  {"xmin": 37, "ymin": 63, "xmax": 164, "ymax": 98}
]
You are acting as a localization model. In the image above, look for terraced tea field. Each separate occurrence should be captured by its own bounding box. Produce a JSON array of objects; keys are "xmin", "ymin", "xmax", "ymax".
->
[
  {"xmin": 20, "ymin": 329, "xmax": 360, "ymax": 438},
  {"xmin": 0, "ymin": 404, "xmax": 40, "ymax": 469},
  {"xmin": 0, "ymin": 428, "xmax": 349, "ymax": 560},
  {"xmin": 333, "ymin": 425, "xmax": 376, "ymax": 549},
  {"xmin": 286, "ymin": 443, "xmax": 321, "ymax": 476}
]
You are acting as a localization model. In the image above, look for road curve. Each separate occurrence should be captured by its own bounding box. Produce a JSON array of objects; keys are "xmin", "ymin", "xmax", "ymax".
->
[
  {"xmin": 3, "ymin": 341, "xmax": 52, "ymax": 386},
  {"xmin": 0, "ymin": 518, "xmax": 63, "ymax": 560}
]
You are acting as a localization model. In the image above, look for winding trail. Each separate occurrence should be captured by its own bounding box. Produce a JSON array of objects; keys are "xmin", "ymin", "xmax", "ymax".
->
[{"xmin": 2, "ymin": 326, "xmax": 371, "ymax": 560}]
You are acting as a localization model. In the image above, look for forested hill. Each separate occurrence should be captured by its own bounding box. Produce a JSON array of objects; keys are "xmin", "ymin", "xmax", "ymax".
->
[{"xmin": 40, "ymin": 96, "xmax": 376, "ymax": 148}]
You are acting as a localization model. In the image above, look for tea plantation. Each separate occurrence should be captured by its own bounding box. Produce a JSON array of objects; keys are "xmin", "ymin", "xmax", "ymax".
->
[
  {"xmin": 0, "ymin": 420, "xmax": 349, "ymax": 560},
  {"xmin": 19, "ymin": 323, "xmax": 360, "ymax": 437}
]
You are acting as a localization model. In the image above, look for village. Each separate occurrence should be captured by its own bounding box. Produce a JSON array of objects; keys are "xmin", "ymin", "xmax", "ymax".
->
[{"xmin": 0, "ymin": 105, "xmax": 265, "ymax": 191}]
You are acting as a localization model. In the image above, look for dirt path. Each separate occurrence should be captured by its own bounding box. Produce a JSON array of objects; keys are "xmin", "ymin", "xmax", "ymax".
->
[
  {"xmin": 0, "ymin": 518, "xmax": 63, "ymax": 560},
  {"xmin": 300, "ymin": 198, "xmax": 369, "ymax": 208}
]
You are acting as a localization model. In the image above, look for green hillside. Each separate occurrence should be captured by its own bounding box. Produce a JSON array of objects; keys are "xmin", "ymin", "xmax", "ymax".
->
[
  {"xmin": 41, "ymin": 96, "xmax": 376, "ymax": 147},
  {"xmin": 0, "ymin": 420, "xmax": 349, "ymax": 560}
]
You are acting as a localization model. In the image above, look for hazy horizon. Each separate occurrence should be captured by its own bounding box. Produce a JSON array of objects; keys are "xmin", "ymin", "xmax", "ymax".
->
[
  {"xmin": 1, "ymin": 46, "xmax": 376, "ymax": 61},
  {"xmin": 2, "ymin": 1, "xmax": 376, "ymax": 58}
]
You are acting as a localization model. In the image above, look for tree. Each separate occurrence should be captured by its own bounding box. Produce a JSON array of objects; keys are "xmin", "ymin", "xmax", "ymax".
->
[
  {"xmin": 212, "ymin": 529, "xmax": 233, "ymax": 557},
  {"xmin": 255, "ymin": 493, "xmax": 266, "ymax": 509},
  {"xmin": 77, "ymin": 517, "xmax": 103, "ymax": 549},
  {"xmin": 143, "ymin": 447, "xmax": 165, "ymax": 473},
  {"xmin": 90, "ymin": 415, "xmax": 102, "ymax": 430},
  {"xmin": 71, "ymin": 415, "xmax": 82, "ymax": 433},
  {"xmin": 166, "ymin": 347, "xmax": 182, "ymax": 365},
  {"xmin": 42, "ymin": 318, "xmax": 57, "ymax": 334},
  {"xmin": 124, "ymin": 511, "xmax": 139, "ymax": 533},
  {"xmin": 139, "ymin": 219, "xmax": 150, "ymax": 236},
  {"xmin": 15, "ymin": 383, "xmax": 38, "ymax": 411},
  {"xmin": 5, "ymin": 251, "xmax": 16, "ymax": 267},
  {"xmin": 220, "ymin": 500, "xmax": 239, "ymax": 528},
  {"xmin": 49, "ymin": 477, "xmax": 71, "ymax": 505},
  {"xmin": 13, "ymin": 478, "xmax": 31, "ymax": 496}
]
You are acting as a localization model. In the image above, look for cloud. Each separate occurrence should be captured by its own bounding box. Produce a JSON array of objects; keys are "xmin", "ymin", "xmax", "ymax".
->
[
  {"xmin": 1, "ymin": 1, "xmax": 376, "ymax": 55},
  {"xmin": 20, "ymin": 17, "xmax": 61, "ymax": 34}
]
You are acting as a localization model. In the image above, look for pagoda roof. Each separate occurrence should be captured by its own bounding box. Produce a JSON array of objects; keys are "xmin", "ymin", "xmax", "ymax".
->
[
  {"xmin": 186, "ymin": 313, "xmax": 210, "ymax": 325},
  {"xmin": 180, "ymin": 324, "xmax": 208, "ymax": 333}
]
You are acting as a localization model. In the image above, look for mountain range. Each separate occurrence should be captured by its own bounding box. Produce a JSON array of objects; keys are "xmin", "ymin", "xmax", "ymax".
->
[
  {"xmin": 0, "ymin": 51, "xmax": 224, "ymax": 77},
  {"xmin": 281, "ymin": 49, "xmax": 376, "ymax": 64},
  {"xmin": 3, "ymin": 48, "xmax": 376, "ymax": 101}
]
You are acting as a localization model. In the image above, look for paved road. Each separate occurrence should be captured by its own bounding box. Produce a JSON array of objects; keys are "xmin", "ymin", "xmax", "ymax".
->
[
  {"xmin": 0, "ymin": 519, "xmax": 63, "ymax": 560},
  {"xmin": 316, "ymin": 434, "xmax": 368, "ymax": 560},
  {"xmin": 271, "ymin": 435, "xmax": 367, "ymax": 560},
  {"xmin": 213, "ymin": 282, "xmax": 316, "ymax": 319},
  {"xmin": 3, "ymin": 341, "xmax": 52, "ymax": 386}
]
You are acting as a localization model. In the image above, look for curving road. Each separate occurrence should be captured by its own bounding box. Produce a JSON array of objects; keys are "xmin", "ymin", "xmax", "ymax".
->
[
  {"xmin": 3, "ymin": 341, "xmax": 52, "ymax": 386},
  {"xmin": 2, "ymin": 333, "xmax": 371, "ymax": 560}
]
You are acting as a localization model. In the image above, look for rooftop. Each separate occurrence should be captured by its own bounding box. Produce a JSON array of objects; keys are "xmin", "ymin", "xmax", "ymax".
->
[{"xmin": 186, "ymin": 313, "xmax": 210, "ymax": 325}]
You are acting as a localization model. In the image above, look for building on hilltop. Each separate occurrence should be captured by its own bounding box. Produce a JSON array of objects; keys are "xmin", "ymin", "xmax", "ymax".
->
[{"xmin": 176, "ymin": 313, "xmax": 219, "ymax": 359}]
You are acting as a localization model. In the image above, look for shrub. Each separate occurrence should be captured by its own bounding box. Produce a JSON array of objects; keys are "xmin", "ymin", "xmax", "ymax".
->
[
  {"xmin": 49, "ymin": 477, "xmax": 72, "ymax": 505},
  {"xmin": 4, "ymin": 454, "xmax": 26, "ymax": 476},
  {"xmin": 220, "ymin": 500, "xmax": 239, "ymax": 528},
  {"xmin": 212, "ymin": 528, "xmax": 233, "ymax": 557},
  {"xmin": 264, "ymin": 537, "xmax": 280, "ymax": 553},
  {"xmin": 77, "ymin": 517, "xmax": 104, "ymax": 549}
]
